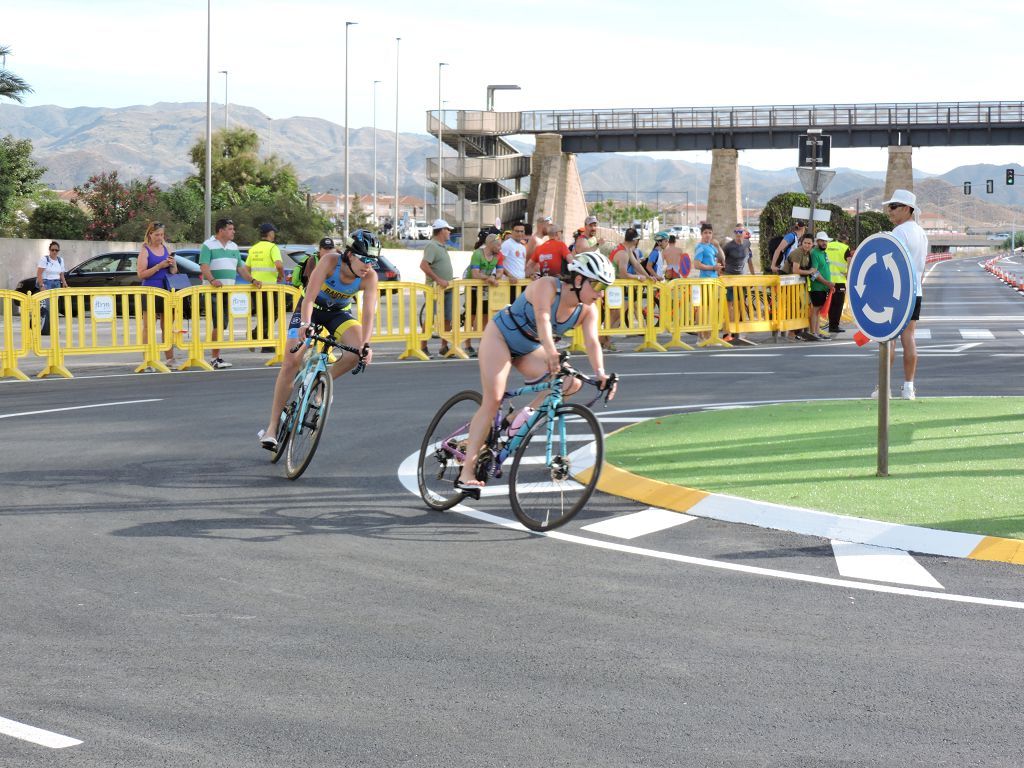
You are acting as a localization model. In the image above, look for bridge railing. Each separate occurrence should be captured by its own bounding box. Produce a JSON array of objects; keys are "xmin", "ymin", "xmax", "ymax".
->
[{"xmin": 514, "ymin": 101, "xmax": 1024, "ymax": 133}]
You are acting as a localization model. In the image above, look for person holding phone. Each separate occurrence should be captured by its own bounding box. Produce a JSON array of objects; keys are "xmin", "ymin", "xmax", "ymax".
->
[{"xmin": 137, "ymin": 221, "xmax": 179, "ymax": 370}]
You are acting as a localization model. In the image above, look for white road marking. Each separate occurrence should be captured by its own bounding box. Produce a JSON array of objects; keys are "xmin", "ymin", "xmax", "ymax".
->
[
  {"xmin": 396, "ymin": 451, "xmax": 1024, "ymax": 611},
  {"xmin": 480, "ymin": 480, "xmax": 584, "ymax": 497},
  {"xmin": 830, "ymin": 541, "xmax": 944, "ymax": 589},
  {"xmin": 0, "ymin": 399, "xmax": 162, "ymax": 420},
  {"xmin": 959, "ymin": 329, "xmax": 996, "ymax": 340},
  {"xmin": 914, "ymin": 328, "xmax": 932, "ymax": 339},
  {"xmin": 598, "ymin": 416, "xmax": 651, "ymax": 423},
  {"xmin": 623, "ymin": 371, "xmax": 773, "ymax": 377},
  {"xmin": 1019, "ymin": 329, "xmax": 1024, "ymax": 336},
  {"xmin": 0, "ymin": 715, "xmax": 82, "ymax": 749},
  {"xmin": 582, "ymin": 508, "xmax": 695, "ymax": 539}
]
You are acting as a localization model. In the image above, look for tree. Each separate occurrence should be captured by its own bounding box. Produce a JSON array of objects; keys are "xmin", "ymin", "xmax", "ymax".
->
[
  {"xmin": 28, "ymin": 200, "xmax": 89, "ymax": 239},
  {"xmin": 0, "ymin": 135, "xmax": 46, "ymax": 235},
  {"xmin": 0, "ymin": 46, "xmax": 33, "ymax": 103},
  {"xmin": 74, "ymin": 171, "xmax": 159, "ymax": 240},
  {"xmin": 188, "ymin": 127, "xmax": 299, "ymax": 204}
]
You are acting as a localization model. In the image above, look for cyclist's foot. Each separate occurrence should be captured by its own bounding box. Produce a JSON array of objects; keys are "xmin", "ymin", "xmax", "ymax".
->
[
  {"xmin": 454, "ymin": 477, "xmax": 484, "ymax": 500},
  {"xmin": 258, "ymin": 428, "xmax": 278, "ymax": 451}
]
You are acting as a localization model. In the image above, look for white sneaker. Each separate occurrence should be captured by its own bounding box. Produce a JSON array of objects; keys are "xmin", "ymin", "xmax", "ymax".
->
[
  {"xmin": 902, "ymin": 382, "xmax": 916, "ymax": 400},
  {"xmin": 212, "ymin": 357, "xmax": 233, "ymax": 369}
]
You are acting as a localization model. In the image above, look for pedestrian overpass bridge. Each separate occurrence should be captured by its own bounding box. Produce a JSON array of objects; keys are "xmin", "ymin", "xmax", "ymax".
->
[{"xmin": 426, "ymin": 101, "xmax": 1024, "ymax": 240}]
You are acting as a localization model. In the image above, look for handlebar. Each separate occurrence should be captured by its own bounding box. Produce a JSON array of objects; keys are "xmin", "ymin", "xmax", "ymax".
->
[
  {"xmin": 554, "ymin": 352, "xmax": 618, "ymax": 407},
  {"xmin": 289, "ymin": 326, "xmax": 369, "ymax": 375}
]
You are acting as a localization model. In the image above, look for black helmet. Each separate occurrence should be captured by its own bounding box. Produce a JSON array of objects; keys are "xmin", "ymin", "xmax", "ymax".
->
[{"xmin": 351, "ymin": 229, "xmax": 380, "ymax": 258}]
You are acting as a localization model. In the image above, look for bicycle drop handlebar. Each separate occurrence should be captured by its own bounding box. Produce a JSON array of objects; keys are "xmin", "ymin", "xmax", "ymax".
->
[
  {"xmin": 289, "ymin": 327, "xmax": 369, "ymax": 375},
  {"xmin": 554, "ymin": 352, "xmax": 618, "ymax": 408}
]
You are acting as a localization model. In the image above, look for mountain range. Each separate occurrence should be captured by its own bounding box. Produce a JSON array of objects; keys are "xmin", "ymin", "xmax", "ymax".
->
[{"xmin": 2, "ymin": 102, "xmax": 1021, "ymax": 227}]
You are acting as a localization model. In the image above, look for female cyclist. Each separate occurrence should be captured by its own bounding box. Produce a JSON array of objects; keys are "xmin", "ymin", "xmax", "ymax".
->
[
  {"xmin": 259, "ymin": 233, "xmax": 379, "ymax": 450},
  {"xmin": 454, "ymin": 251, "xmax": 617, "ymax": 498}
]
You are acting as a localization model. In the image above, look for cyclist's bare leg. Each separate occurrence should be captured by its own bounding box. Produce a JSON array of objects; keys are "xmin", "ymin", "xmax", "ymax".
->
[
  {"xmin": 329, "ymin": 324, "xmax": 364, "ymax": 379},
  {"xmin": 457, "ymin": 323, "xmax": 513, "ymax": 487},
  {"xmin": 264, "ymin": 337, "xmax": 306, "ymax": 436}
]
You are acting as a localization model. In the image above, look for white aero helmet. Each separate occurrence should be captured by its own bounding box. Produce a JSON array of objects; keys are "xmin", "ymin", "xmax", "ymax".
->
[{"xmin": 568, "ymin": 250, "xmax": 615, "ymax": 286}]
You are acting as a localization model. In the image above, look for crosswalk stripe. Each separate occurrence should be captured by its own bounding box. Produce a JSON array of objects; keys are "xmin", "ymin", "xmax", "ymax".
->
[
  {"xmin": 830, "ymin": 540, "xmax": 943, "ymax": 589},
  {"xmin": 959, "ymin": 329, "xmax": 995, "ymax": 339},
  {"xmin": 914, "ymin": 328, "xmax": 932, "ymax": 339},
  {"xmin": 582, "ymin": 508, "xmax": 695, "ymax": 539}
]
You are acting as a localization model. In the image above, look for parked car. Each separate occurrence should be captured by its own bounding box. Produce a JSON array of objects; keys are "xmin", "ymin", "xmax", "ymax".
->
[{"xmin": 414, "ymin": 220, "xmax": 431, "ymax": 239}]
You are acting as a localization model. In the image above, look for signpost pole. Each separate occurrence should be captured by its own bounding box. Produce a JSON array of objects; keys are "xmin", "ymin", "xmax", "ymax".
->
[
  {"xmin": 877, "ymin": 342, "xmax": 890, "ymax": 477},
  {"xmin": 808, "ymin": 134, "xmax": 819, "ymax": 230}
]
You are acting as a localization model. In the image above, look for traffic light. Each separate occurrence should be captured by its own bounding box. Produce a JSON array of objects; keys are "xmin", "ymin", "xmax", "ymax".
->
[
  {"xmin": 1007, "ymin": 168, "xmax": 1016, "ymax": 186},
  {"xmin": 964, "ymin": 181, "xmax": 972, "ymax": 195},
  {"xmin": 986, "ymin": 179, "xmax": 994, "ymax": 194}
]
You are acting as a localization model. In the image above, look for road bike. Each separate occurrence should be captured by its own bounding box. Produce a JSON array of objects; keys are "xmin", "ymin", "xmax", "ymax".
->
[
  {"xmin": 417, "ymin": 355, "xmax": 617, "ymax": 531},
  {"xmin": 269, "ymin": 326, "xmax": 367, "ymax": 480}
]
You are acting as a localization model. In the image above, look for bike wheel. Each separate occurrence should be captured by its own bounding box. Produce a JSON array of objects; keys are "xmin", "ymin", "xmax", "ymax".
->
[
  {"xmin": 270, "ymin": 374, "xmax": 302, "ymax": 464},
  {"xmin": 509, "ymin": 403, "xmax": 604, "ymax": 531},
  {"xmin": 285, "ymin": 370, "xmax": 333, "ymax": 480},
  {"xmin": 417, "ymin": 390, "xmax": 482, "ymax": 510}
]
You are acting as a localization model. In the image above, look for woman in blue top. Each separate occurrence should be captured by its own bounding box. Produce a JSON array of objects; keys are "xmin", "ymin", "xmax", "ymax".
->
[
  {"xmin": 693, "ymin": 224, "xmax": 724, "ymax": 278},
  {"xmin": 135, "ymin": 222, "xmax": 179, "ymax": 369},
  {"xmin": 259, "ymin": 234, "xmax": 379, "ymax": 450},
  {"xmin": 454, "ymin": 251, "xmax": 617, "ymax": 498}
]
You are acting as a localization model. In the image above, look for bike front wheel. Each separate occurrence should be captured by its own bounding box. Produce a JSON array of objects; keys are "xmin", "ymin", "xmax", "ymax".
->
[
  {"xmin": 509, "ymin": 403, "xmax": 604, "ymax": 531},
  {"xmin": 417, "ymin": 390, "xmax": 482, "ymax": 510},
  {"xmin": 285, "ymin": 370, "xmax": 333, "ymax": 480}
]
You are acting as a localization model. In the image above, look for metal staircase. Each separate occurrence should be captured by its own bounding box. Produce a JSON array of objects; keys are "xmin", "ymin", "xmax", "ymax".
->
[{"xmin": 426, "ymin": 110, "xmax": 529, "ymax": 232}]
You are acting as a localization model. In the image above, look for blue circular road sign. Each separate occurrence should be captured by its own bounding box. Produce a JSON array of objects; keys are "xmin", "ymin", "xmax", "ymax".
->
[{"xmin": 847, "ymin": 232, "xmax": 917, "ymax": 342}]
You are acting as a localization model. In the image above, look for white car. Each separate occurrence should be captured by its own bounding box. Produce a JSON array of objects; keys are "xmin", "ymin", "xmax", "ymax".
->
[{"xmin": 414, "ymin": 220, "xmax": 432, "ymax": 239}]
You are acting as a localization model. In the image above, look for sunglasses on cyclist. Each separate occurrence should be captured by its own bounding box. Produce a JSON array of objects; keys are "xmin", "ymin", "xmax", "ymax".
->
[{"xmin": 588, "ymin": 280, "xmax": 607, "ymax": 293}]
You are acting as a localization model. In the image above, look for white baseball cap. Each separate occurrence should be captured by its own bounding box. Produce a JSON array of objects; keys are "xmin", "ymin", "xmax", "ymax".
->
[
  {"xmin": 815, "ymin": 231, "xmax": 831, "ymax": 242},
  {"xmin": 881, "ymin": 189, "xmax": 917, "ymax": 209},
  {"xmin": 431, "ymin": 218, "xmax": 452, "ymax": 230}
]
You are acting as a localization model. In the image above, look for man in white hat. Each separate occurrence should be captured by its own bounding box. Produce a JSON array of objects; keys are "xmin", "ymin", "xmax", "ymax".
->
[
  {"xmin": 879, "ymin": 189, "xmax": 929, "ymax": 399},
  {"xmin": 419, "ymin": 218, "xmax": 454, "ymax": 356}
]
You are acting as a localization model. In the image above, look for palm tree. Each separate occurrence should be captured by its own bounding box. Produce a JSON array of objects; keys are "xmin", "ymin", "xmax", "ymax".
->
[{"xmin": 0, "ymin": 46, "xmax": 33, "ymax": 103}]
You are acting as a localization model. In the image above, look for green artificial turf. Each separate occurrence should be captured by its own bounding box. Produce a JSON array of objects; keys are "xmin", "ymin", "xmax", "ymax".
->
[{"xmin": 604, "ymin": 398, "xmax": 1024, "ymax": 539}]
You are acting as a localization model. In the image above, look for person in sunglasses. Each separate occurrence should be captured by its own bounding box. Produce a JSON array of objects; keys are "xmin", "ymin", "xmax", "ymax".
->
[
  {"xmin": 453, "ymin": 251, "xmax": 617, "ymax": 497},
  {"xmin": 258, "ymin": 233, "xmax": 379, "ymax": 450},
  {"xmin": 878, "ymin": 189, "xmax": 929, "ymax": 400}
]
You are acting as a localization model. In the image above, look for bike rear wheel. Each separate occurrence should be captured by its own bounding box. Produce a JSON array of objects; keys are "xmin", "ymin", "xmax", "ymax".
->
[
  {"xmin": 417, "ymin": 390, "xmax": 482, "ymax": 510},
  {"xmin": 509, "ymin": 403, "xmax": 603, "ymax": 531},
  {"xmin": 285, "ymin": 370, "xmax": 333, "ymax": 480}
]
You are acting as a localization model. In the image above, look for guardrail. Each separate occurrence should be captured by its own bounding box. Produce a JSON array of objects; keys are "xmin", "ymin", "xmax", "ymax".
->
[
  {"xmin": 1, "ymin": 277, "xmax": 822, "ymax": 380},
  {"xmin": 0, "ymin": 289, "xmax": 31, "ymax": 380}
]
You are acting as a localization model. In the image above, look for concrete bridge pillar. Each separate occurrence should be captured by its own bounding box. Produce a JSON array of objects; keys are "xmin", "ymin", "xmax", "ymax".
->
[
  {"xmin": 528, "ymin": 133, "xmax": 589, "ymax": 234},
  {"xmin": 885, "ymin": 146, "xmax": 914, "ymax": 199},
  {"xmin": 707, "ymin": 148, "xmax": 742, "ymax": 241}
]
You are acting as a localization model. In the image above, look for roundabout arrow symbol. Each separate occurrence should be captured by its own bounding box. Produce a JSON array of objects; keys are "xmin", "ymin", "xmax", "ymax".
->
[
  {"xmin": 854, "ymin": 253, "xmax": 876, "ymax": 297},
  {"xmin": 882, "ymin": 251, "xmax": 902, "ymax": 298}
]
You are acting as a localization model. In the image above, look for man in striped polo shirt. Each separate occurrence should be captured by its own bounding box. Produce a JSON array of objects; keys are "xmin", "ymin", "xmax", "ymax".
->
[{"xmin": 199, "ymin": 218, "xmax": 262, "ymax": 369}]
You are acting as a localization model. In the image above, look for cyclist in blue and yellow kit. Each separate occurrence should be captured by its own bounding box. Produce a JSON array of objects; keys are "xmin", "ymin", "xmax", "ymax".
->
[{"xmin": 259, "ymin": 234, "xmax": 379, "ymax": 450}]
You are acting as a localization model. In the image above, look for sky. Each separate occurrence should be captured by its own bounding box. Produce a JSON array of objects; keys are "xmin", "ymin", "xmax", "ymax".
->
[{"xmin": 4, "ymin": 0, "xmax": 1023, "ymax": 174}]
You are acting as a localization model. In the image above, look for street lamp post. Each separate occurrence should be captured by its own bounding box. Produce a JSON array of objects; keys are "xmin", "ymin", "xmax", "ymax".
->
[
  {"xmin": 218, "ymin": 70, "xmax": 228, "ymax": 130},
  {"xmin": 437, "ymin": 62, "xmax": 447, "ymax": 222},
  {"xmin": 373, "ymin": 79, "xmax": 381, "ymax": 230},
  {"xmin": 485, "ymin": 84, "xmax": 520, "ymax": 111},
  {"xmin": 204, "ymin": 0, "xmax": 212, "ymax": 238},
  {"xmin": 344, "ymin": 20, "xmax": 357, "ymax": 240},
  {"xmin": 393, "ymin": 37, "xmax": 401, "ymax": 239}
]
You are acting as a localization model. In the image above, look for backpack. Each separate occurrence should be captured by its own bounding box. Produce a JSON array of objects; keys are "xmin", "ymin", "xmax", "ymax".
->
[{"xmin": 767, "ymin": 235, "xmax": 785, "ymax": 268}]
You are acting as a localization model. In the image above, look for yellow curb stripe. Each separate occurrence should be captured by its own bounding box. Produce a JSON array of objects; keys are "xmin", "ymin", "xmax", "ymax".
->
[
  {"xmin": 969, "ymin": 536, "xmax": 1024, "ymax": 565},
  {"xmin": 595, "ymin": 461, "xmax": 709, "ymax": 513}
]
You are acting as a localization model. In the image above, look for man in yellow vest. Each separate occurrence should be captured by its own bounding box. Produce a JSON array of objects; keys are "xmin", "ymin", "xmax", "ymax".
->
[
  {"xmin": 825, "ymin": 236, "xmax": 851, "ymax": 333},
  {"xmin": 246, "ymin": 222, "xmax": 286, "ymax": 351}
]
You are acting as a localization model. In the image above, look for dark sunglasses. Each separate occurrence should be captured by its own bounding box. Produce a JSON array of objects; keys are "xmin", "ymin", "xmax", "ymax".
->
[
  {"xmin": 152, "ymin": 222, "xmax": 165, "ymax": 229},
  {"xmin": 49, "ymin": 247, "xmax": 60, "ymax": 252},
  {"xmin": 588, "ymin": 280, "xmax": 607, "ymax": 293},
  {"xmin": 887, "ymin": 203, "xmax": 906, "ymax": 211}
]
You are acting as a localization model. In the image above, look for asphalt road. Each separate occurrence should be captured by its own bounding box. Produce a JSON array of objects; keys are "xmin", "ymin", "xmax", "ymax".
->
[{"xmin": 1, "ymin": 256, "xmax": 1022, "ymax": 767}]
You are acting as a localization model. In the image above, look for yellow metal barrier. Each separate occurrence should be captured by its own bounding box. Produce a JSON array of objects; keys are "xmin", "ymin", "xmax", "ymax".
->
[
  {"xmin": 663, "ymin": 279, "xmax": 728, "ymax": 349},
  {"xmin": 0, "ymin": 289, "xmax": 31, "ymax": 381},
  {"xmin": 773, "ymin": 275, "xmax": 811, "ymax": 334},
  {"xmin": 28, "ymin": 287, "xmax": 167, "ymax": 378},
  {"xmin": 349, "ymin": 281, "xmax": 435, "ymax": 360},
  {"xmin": 719, "ymin": 276, "xmax": 776, "ymax": 337},
  {"xmin": 174, "ymin": 284, "xmax": 301, "ymax": 371},
  {"xmin": 435, "ymin": 279, "xmax": 529, "ymax": 358},
  {"xmin": 583, "ymin": 278, "xmax": 666, "ymax": 352}
]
